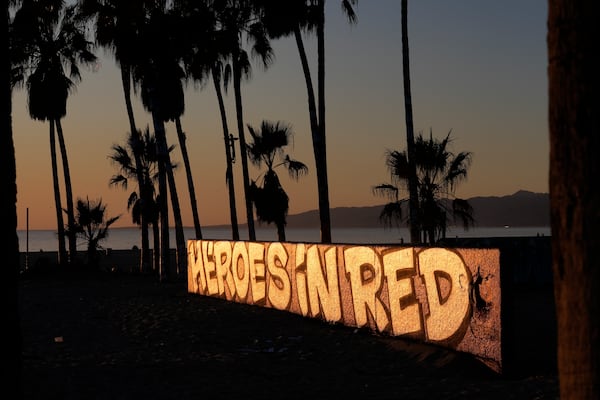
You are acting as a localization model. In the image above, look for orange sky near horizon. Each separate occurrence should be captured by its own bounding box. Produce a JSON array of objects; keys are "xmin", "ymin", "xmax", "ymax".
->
[{"xmin": 12, "ymin": 1, "xmax": 549, "ymax": 231}]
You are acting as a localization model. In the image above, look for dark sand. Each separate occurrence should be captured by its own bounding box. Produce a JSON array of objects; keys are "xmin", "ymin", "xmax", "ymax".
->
[{"xmin": 19, "ymin": 252, "xmax": 559, "ymax": 399}]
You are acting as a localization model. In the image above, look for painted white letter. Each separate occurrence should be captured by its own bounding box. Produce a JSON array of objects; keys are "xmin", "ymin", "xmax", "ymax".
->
[{"xmin": 418, "ymin": 248, "xmax": 470, "ymax": 342}]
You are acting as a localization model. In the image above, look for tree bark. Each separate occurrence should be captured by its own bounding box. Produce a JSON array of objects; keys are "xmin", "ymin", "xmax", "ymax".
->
[
  {"xmin": 151, "ymin": 112, "xmax": 171, "ymax": 282},
  {"xmin": 175, "ymin": 117, "xmax": 202, "ymax": 239},
  {"xmin": 548, "ymin": 1, "xmax": 600, "ymax": 398},
  {"xmin": 316, "ymin": 0, "xmax": 332, "ymax": 243},
  {"xmin": 212, "ymin": 70, "xmax": 239, "ymax": 240},
  {"xmin": 233, "ymin": 56, "xmax": 256, "ymax": 241},
  {"xmin": 49, "ymin": 120, "xmax": 67, "ymax": 265},
  {"xmin": 1, "ymin": 2, "xmax": 23, "ymax": 395},
  {"xmin": 56, "ymin": 119, "xmax": 78, "ymax": 262},
  {"xmin": 401, "ymin": 0, "xmax": 421, "ymax": 244},
  {"xmin": 120, "ymin": 65, "xmax": 151, "ymax": 274}
]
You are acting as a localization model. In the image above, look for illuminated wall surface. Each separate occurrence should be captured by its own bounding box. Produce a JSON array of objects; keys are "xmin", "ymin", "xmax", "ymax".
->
[{"xmin": 187, "ymin": 240, "xmax": 501, "ymax": 372}]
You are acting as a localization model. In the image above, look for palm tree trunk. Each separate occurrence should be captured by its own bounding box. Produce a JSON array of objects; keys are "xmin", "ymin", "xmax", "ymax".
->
[
  {"xmin": 152, "ymin": 221, "xmax": 160, "ymax": 273},
  {"xmin": 212, "ymin": 70, "xmax": 239, "ymax": 240},
  {"xmin": 233, "ymin": 57, "xmax": 256, "ymax": 241},
  {"xmin": 164, "ymin": 137, "xmax": 188, "ymax": 279},
  {"xmin": 548, "ymin": 1, "xmax": 600, "ymax": 398},
  {"xmin": 401, "ymin": 0, "xmax": 421, "ymax": 244},
  {"xmin": 276, "ymin": 222, "xmax": 286, "ymax": 242},
  {"xmin": 55, "ymin": 119, "xmax": 78, "ymax": 262},
  {"xmin": 151, "ymin": 112, "xmax": 171, "ymax": 282},
  {"xmin": 294, "ymin": 26, "xmax": 331, "ymax": 244},
  {"xmin": 1, "ymin": 3, "xmax": 23, "ymax": 393},
  {"xmin": 175, "ymin": 117, "xmax": 202, "ymax": 239},
  {"xmin": 316, "ymin": 0, "xmax": 332, "ymax": 244},
  {"xmin": 120, "ymin": 64, "xmax": 151, "ymax": 274},
  {"xmin": 49, "ymin": 120, "xmax": 67, "ymax": 265}
]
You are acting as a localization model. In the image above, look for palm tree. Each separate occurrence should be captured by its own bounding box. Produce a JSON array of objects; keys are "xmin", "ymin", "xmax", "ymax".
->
[
  {"xmin": 257, "ymin": 0, "xmax": 357, "ymax": 244},
  {"xmin": 215, "ymin": 0, "xmax": 274, "ymax": 241},
  {"xmin": 133, "ymin": 5, "xmax": 189, "ymax": 281},
  {"xmin": 13, "ymin": 1, "xmax": 96, "ymax": 264},
  {"xmin": 69, "ymin": 197, "xmax": 120, "ymax": 269},
  {"xmin": 176, "ymin": 0, "xmax": 240, "ymax": 240},
  {"xmin": 246, "ymin": 120, "xmax": 308, "ymax": 241},
  {"xmin": 3, "ymin": 0, "xmax": 23, "ymax": 396},
  {"xmin": 401, "ymin": 0, "xmax": 420, "ymax": 244},
  {"xmin": 109, "ymin": 126, "xmax": 163, "ymax": 273},
  {"xmin": 154, "ymin": 4, "xmax": 205, "ymax": 241},
  {"xmin": 373, "ymin": 130, "xmax": 474, "ymax": 245},
  {"xmin": 548, "ymin": 1, "xmax": 600, "ymax": 398},
  {"xmin": 76, "ymin": 0, "xmax": 156, "ymax": 273}
]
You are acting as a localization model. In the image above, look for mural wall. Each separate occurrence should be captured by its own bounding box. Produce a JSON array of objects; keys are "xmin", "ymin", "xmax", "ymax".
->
[{"xmin": 187, "ymin": 240, "xmax": 501, "ymax": 372}]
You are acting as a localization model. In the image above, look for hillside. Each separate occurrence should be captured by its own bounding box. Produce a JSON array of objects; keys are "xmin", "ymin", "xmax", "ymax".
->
[{"xmin": 282, "ymin": 190, "xmax": 549, "ymax": 229}]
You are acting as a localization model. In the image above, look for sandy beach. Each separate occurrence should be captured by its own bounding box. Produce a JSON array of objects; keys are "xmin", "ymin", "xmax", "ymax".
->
[{"xmin": 18, "ymin": 247, "xmax": 559, "ymax": 399}]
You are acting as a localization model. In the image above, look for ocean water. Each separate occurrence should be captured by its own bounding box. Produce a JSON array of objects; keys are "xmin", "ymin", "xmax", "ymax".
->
[{"xmin": 17, "ymin": 225, "xmax": 551, "ymax": 253}]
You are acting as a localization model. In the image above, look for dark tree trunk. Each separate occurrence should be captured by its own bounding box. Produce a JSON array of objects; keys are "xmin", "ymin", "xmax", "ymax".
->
[
  {"xmin": 294, "ymin": 24, "xmax": 331, "ymax": 245},
  {"xmin": 175, "ymin": 117, "xmax": 202, "ymax": 239},
  {"xmin": 401, "ymin": 0, "xmax": 421, "ymax": 244},
  {"xmin": 316, "ymin": 0, "xmax": 332, "ymax": 243},
  {"xmin": 233, "ymin": 56, "xmax": 256, "ymax": 241},
  {"xmin": 164, "ymin": 137, "xmax": 187, "ymax": 279},
  {"xmin": 548, "ymin": 1, "xmax": 600, "ymax": 398},
  {"xmin": 151, "ymin": 112, "xmax": 171, "ymax": 282},
  {"xmin": 120, "ymin": 65, "xmax": 151, "ymax": 274},
  {"xmin": 55, "ymin": 119, "xmax": 78, "ymax": 262},
  {"xmin": 212, "ymin": 70, "xmax": 239, "ymax": 240},
  {"xmin": 1, "ymin": 3, "xmax": 23, "ymax": 395},
  {"xmin": 49, "ymin": 120, "xmax": 67, "ymax": 265}
]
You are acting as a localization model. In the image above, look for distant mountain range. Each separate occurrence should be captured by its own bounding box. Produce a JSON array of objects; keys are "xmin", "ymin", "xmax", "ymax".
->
[{"xmin": 280, "ymin": 190, "xmax": 550, "ymax": 229}]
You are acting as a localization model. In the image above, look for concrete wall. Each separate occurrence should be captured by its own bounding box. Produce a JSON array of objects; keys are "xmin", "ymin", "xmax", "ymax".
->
[
  {"xmin": 440, "ymin": 236, "xmax": 556, "ymax": 377},
  {"xmin": 187, "ymin": 240, "xmax": 502, "ymax": 372}
]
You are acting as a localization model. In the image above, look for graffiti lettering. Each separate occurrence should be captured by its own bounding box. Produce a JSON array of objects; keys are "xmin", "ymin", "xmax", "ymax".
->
[{"xmin": 187, "ymin": 239, "xmax": 501, "ymax": 372}]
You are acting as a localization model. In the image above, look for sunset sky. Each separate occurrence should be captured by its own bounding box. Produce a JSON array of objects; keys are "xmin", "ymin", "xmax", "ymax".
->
[{"xmin": 12, "ymin": 1, "xmax": 548, "ymax": 231}]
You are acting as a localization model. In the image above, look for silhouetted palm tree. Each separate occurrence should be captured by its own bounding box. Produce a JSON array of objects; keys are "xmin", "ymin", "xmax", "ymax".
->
[
  {"xmin": 214, "ymin": 0, "xmax": 274, "ymax": 241},
  {"xmin": 258, "ymin": 0, "xmax": 357, "ymax": 244},
  {"xmin": 68, "ymin": 196, "xmax": 120, "ymax": 269},
  {"xmin": 246, "ymin": 120, "xmax": 308, "ymax": 241},
  {"xmin": 373, "ymin": 130, "xmax": 474, "ymax": 244},
  {"xmin": 133, "ymin": 5, "xmax": 188, "ymax": 280},
  {"xmin": 176, "ymin": 0, "xmax": 240, "ymax": 240},
  {"xmin": 13, "ymin": 1, "xmax": 96, "ymax": 264},
  {"xmin": 400, "ymin": 0, "xmax": 420, "ymax": 244},
  {"xmin": 76, "ymin": 0, "xmax": 156, "ymax": 273},
  {"xmin": 109, "ymin": 126, "xmax": 164, "ymax": 273}
]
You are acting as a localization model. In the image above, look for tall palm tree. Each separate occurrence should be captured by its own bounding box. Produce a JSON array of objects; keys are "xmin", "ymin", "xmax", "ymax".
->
[
  {"xmin": 373, "ymin": 130, "xmax": 474, "ymax": 245},
  {"xmin": 246, "ymin": 120, "xmax": 308, "ymax": 241},
  {"xmin": 3, "ymin": 0, "xmax": 23, "ymax": 396},
  {"xmin": 133, "ymin": 5, "xmax": 188, "ymax": 280},
  {"xmin": 13, "ymin": 1, "xmax": 97, "ymax": 264},
  {"xmin": 401, "ymin": 0, "xmax": 420, "ymax": 244},
  {"xmin": 109, "ymin": 127, "xmax": 163, "ymax": 273},
  {"xmin": 176, "ymin": 0, "xmax": 240, "ymax": 240},
  {"xmin": 156, "ymin": 4, "xmax": 205, "ymax": 241},
  {"xmin": 215, "ymin": 0, "xmax": 274, "ymax": 241},
  {"xmin": 258, "ymin": 0, "xmax": 357, "ymax": 244},
  {"xmin": 548, "ymin": 1, "xmax": 600, "ymax": 398},
  {"xmin": 76, "ymin": 0, "xmax": 156, "ymax": 273}
]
